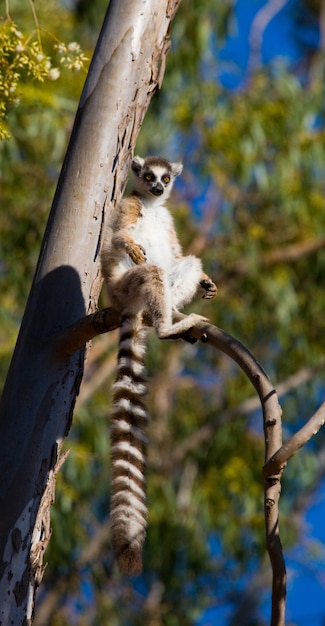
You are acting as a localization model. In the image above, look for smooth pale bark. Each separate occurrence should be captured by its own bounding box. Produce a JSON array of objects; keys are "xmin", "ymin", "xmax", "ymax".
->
[{"xmin": 0, "ymin": 0, "xmax": 181, "ymax": 622}]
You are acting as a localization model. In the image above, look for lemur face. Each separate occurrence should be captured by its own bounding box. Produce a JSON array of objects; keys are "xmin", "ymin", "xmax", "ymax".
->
[
  {"xmin": 140, "ymin": 165, "xmax": 171, "ymax": 196},
  {"xmin": 131, "ymin": 156, "xmax": 183, "ymax": 201}
]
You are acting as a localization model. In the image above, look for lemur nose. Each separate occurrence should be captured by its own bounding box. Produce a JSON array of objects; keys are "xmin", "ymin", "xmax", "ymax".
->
[{"xmin": 152, "ymin": 184, "xmax": 164, "ymax": 196}]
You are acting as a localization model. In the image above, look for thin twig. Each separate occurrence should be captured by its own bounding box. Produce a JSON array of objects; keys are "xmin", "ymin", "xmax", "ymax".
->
[
  {"xmin": 5, "ymin": 0, "xmax": 10, "ymax": 19},
  {"xmin": 264, "ymin": 400, "xmax": 325, "ymax": 477},
  {"xmin": 220, "ymin": 236, "xmax": 325, "ymax": 281},
  {"xmin": 248, "ymin": 0, "xmax": 290, "ymax": 73},
  {"xmin": 28, "ymin": 0, "xmax": 42, "ymax": 47}
]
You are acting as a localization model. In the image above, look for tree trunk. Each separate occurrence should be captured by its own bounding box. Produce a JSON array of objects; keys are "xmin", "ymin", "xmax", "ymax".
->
[{"xmin": 0, "ymin": 0, "xmax": 181, "ymax": 621}]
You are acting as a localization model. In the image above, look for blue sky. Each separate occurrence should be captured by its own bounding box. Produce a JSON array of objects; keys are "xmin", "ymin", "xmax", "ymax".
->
[
  {"xmin": 197, "ymin": 2, "xmax": 325, "ymax": 624},
  {"xmin": 285, "ymin": 488, "xmax": 325, "ymax": 625},
  {"xmin": 218, "ymin": 0, "xmax": 319, "ymax": 89}
]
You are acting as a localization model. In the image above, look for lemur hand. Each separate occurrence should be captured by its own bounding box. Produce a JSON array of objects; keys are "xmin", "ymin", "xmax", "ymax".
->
[
  {"xmin": 200, "ymin": 278, "xmax": 217, "ymax": 299},
  {"xmin": 126, "ymin": 242, "xmax": 147, "ymax": 264}
]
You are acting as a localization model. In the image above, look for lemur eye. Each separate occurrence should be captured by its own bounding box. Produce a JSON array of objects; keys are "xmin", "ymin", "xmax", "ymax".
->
[
  {"xmin": 163, "ymin": 175, "xmax": 170, "ymax": 184},
  {"xmin": 145, "ymin": 174, "xmax": 152, "ymax": 181}
]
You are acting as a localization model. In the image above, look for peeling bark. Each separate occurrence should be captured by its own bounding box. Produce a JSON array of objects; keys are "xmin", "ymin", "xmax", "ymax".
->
[{"xmin": 0, "ymin": 0, "xmax": 182, "ymax": 621}]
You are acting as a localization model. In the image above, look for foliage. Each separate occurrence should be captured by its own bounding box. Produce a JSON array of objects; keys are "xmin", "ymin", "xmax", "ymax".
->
[
  {"xmin": 0, "ymin": 0, "xmax": 89, "ymax": 379},
  {"xmin": 1, "ymin": 0, "xmax": 325, "ymax": 624},
  {"xmin": 0, "ymin": 1, "xmax": 87, "ymax": 138}
]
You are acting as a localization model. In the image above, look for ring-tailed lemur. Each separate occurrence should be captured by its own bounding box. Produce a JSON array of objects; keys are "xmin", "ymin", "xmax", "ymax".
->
[{"xmin": 100, "ymin": 155, "xmax": 217, "ymax": 575}]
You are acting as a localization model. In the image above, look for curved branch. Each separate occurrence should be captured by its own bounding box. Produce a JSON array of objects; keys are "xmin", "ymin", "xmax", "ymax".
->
[
  {"xmin": 191, "ymin": 323, "xmax": 286, "ymax": 625},
  {"xmin": 58, "ymin": 307, "xmax": 286, "ymax": 624},
  {"xmin": 175, "ymin": 317, "xmax": 286, "ymax": 626},
  {"xmin": 47, "ymin": 305, "xmax": 325, "ymax": 625},
  {"xmin": 56, "ymin": 306, "xmax": 274, "ymax": 402}
]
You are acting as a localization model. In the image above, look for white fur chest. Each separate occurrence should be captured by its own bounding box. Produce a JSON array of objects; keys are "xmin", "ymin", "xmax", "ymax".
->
[{"xmin": 129, "ymin": 203, "xmax": 175, "ymax": 271}]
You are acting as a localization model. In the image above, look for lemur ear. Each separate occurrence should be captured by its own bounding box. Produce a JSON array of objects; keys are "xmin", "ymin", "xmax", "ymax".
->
[
  {"xmin": 131, "ymin": 156, "xmax": 145, "ymax": 175},
  {"xmin": 171, "ymin": 162, "xmax": 183, "ymax": 177}
]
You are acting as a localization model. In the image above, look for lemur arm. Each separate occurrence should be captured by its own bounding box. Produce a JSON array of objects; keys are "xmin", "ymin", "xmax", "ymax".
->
[
  {"xmin": 111, "ymin": 232, "xmax": 146, "ymax": 265},
  {"xmin": 169, "ymin": 223, "xmax": 217, "ymax": 298},
  {"xmin": 168, "ymin": 225, "xmax": 183, "ymax": 259},
  {"xmin": 200, "ymin": 272, "xmax": 218, "ymax": 299},
  {"xmin": 110, "ymin": 196, "xmax": 146, "ymax": 264}
]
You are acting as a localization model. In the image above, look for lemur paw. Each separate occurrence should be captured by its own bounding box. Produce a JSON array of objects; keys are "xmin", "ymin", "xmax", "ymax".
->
[
  {"xmin": 200, "ymin": 278, "xmax": 217, "ymax": 299},
  {"xmin": 126, "ymin": 242, "xmax": 147, "ymax": 264}
]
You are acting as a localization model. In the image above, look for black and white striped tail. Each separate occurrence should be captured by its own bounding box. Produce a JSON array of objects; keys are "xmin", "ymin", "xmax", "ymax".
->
[{"xmin": 110, "ymin": 315, "xmax": 148, "ymax": 575}]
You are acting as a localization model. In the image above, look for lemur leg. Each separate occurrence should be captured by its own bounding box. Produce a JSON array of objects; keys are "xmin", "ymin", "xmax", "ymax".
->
[
  {"xmin": 139, "ymin": 263, "xmax": 206, "ymax": 339},
  {"xmin": 113, "ymin": 264, "xmax": 205, "ymax": 339},
  {"xmin": 169, "ymin": 255, "xmax": 203, "ymax": 310}
]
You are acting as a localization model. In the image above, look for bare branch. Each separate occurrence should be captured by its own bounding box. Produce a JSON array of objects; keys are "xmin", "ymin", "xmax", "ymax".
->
[
  {"xmin": 264, "ymin": 400, "xmax": 325, "ymax": 478},
  {"xmin": 173, "ymin": 318, "xmax": 286, "ymax": 625},
  {"xmin": 58, "ymin": 306, "xmax": 273, "ymax": 398},
  {"xmin": 163, "ymin": 316, "xmax": 288, "ymax": 625},
  {"xmin": 262, "ymin": 237, "xmax": 325, "ymax": 265},
  {"xmin": 221, "ymin": 236, "xmax": 325, "ymax": 281},
  {"xmin": 248, "ymin": 0, "xmax": 290, "ymax": 73}
]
